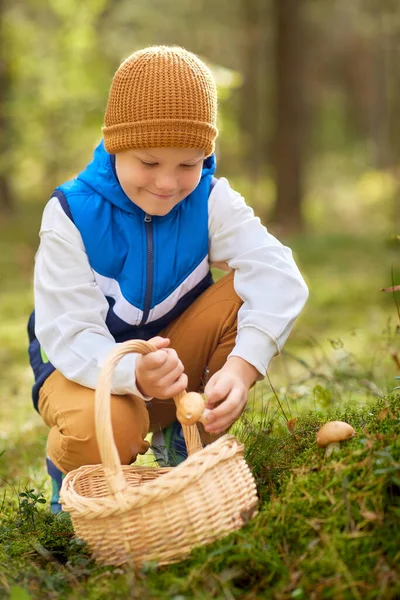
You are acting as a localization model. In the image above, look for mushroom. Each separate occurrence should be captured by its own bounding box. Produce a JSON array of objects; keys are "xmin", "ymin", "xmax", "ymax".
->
[
  {"xmin": 177, "ymin": 392, "xmax": 207, "ymax": 426},
  {"xmin": 316, "ymin": 420, "xmax": 355, "ymax": 457},
  {"xmin": 198, "ymin": 408, "xmax": 212, "ymax": 426}
]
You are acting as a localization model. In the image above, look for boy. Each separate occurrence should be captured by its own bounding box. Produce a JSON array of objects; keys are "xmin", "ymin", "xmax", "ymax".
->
[{"xmin": 28, "ymin": 46, "xmax": 308, "ymax": 513}]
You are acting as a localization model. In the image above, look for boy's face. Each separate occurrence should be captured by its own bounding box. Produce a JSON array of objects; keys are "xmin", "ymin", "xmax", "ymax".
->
[{"xmin": 115, "ymin": 147, "xmax": 206, "ymax": 216}]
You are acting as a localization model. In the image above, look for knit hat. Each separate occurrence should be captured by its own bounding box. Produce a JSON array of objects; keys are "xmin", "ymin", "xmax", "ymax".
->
[{"xmin": 103, "ymin": 46, "xmax": 218, "ymax": 157}]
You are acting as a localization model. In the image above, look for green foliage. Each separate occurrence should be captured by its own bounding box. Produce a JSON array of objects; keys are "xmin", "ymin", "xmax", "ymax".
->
[
  {"xmin": 4, "ymin": 0, "xmax": 111, "ymax": 200},
  {"xmin": 0, "ymin": 395, "xmax": 398, "ymax": 599},
  {"xmin": 18, "ymin": 488, "xmax": 46, "ymax": 526},
  {"xmin": 9, "ymin": 588, "xmax": 32, "ymax": 600}
]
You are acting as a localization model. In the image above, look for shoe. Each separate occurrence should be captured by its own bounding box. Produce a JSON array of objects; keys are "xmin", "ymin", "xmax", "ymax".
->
[
  {"xmin": 46, "ymin": 457, "xmax": 64, "ymax": 514},
  {"xmin": 151, "ymin": 420, "xmax": 188, "ymax": 467}
]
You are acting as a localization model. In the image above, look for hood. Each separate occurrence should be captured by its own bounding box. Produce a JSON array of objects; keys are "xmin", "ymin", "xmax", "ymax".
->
[{"xmin": 77, "ymin": 140, "xmax": 216, "ymax": 216}]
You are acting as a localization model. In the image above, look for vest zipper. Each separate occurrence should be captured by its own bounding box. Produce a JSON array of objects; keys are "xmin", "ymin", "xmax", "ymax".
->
[{"xmin": 140, "ymin": 213, "xmax": 154, "ymax": 325}]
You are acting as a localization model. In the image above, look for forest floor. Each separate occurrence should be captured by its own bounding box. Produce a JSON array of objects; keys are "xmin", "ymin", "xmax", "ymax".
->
[{"xmin": 0, "ymin": 196, "xmax": 399, "ymax": 599}]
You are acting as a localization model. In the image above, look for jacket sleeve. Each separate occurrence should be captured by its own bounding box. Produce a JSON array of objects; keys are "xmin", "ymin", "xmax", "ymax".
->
[
  {"xmin": 208, "ymin": 177, "xmax": 309, "ymax": 376},
  {"xmin": 34, "ymin": 197, "xmax": 150, "ymax": 398}
]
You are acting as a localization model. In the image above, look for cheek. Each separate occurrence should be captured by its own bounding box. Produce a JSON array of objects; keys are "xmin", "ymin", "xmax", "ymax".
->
[
  {"xmin": 121, "ymin": 168, "xmax": 148, "ymax": 191},
  {"xmin": 184, "ymin": 169, "xmax": 202, "ymax": 191},
  {"xmin": 134, "ymin": 173, "xmax": 150, "ymax": 190}
]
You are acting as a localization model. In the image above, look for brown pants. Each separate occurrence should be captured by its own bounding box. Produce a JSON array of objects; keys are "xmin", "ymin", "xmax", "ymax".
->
[{"xmin": 38, "ymin": 272, "xmax": 242, "ymax": 474}]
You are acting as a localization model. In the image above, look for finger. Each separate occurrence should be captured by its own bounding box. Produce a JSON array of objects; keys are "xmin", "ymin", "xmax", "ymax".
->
[
  {"xmin": 157, "ymin": 360, "xmax": 185, "ymax": 389},
  {"xmin": 205, "ymin": 391, "xmax": 244, "ymax": 433},
  {"xmin": 147, "ymin": 336, "xmax": 170, "ymax": 350},
  {"xmin": 143, "ymin": 349, "xmax": 169, "ymax": 371},
  {"xmin": 206, "ymin": 409, "xmax": 240, "ymax": 434},
  {"xmin": 162, "ymin": 347, "xmax": 180, "ymax": 365},
  {"xmin": 208, "ymin": 396, "xmax": 238, "ymax": 421},
  {"xmin": 207, "ymin": 408, "xmax": 243, "ymax": 434},
  {"xmin": 159, "ymin": 372, "xmax": 188, "ymax": 399},
  {"xmin": 204, "ymin": 378, "xmax": 231, "ymax": 407},
  {"xmin": 150, "ymin": 350, "xmax": 182, "ymax": 380}
]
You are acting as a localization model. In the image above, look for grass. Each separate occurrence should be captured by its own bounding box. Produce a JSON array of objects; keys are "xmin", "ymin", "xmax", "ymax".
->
[
  {"xmin": 1, "ymin": 395, "xmax": 399, "ymax": 599},
  {"xmin": 0, "ymin": 191, "xmax": 399, "ymax": 599}
]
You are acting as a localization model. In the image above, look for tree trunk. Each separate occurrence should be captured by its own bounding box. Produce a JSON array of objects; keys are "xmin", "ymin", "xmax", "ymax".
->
[
  {"xmin": 388, "ymin": 28, "xmax": 400, "ymax": 230},
  {"xmin": 240, "ymin": 0, "xmax": 266, "ymax": 182},
  {"xmin": 272, "ymin": 0, "xmax": 307, "ymax": 234},
  {"xmin": 0, "ymin": 0, "xmax": 14, "ymax": 216}
]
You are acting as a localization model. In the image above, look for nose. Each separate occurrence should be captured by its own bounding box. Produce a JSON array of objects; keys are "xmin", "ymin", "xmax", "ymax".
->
[{"xmin": 154, "ymin": 172, "xmax": 178, "ymax": 194}]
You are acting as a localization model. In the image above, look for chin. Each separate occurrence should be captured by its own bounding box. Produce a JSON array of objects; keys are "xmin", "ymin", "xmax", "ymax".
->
[
  {"xmin": 151, "ymin": 198, "xmax": 185, "ymax": 217},
  {"xmin": 153, "ymin": 207, "xmax": 174, "ymax": 217}
]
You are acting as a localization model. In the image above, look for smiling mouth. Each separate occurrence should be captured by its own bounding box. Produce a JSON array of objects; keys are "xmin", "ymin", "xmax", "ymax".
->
[{"xmin": 147, "ymin": 190, "xmax": 176, "ymax": 199}]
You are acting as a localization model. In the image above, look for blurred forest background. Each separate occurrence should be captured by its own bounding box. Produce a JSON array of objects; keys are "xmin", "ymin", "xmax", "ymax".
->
[
  {"xmin": 0, "ymin": 0, "xmax": 399, "ymax": 422},
  {"xmin": 0, "ymin": 0, "xmax": 399, "ymax": 234}
]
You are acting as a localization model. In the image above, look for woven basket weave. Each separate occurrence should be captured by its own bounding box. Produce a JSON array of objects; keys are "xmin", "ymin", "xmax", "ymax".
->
[{"xmin": 60, "ymin": 340, "xmax": 258, "ymax": 566}]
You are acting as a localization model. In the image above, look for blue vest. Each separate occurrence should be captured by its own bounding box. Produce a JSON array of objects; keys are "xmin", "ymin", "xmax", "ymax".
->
[{"xmin": 28, "ymin": 141, "xmax": 217, "ymax": 410}]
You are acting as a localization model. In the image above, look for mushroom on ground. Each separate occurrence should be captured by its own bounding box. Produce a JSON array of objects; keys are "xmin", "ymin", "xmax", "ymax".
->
[
  {"xmin": 177, "ymin": 392, "xmax": 206, "ymax": 426},
  {"xmin": 316, "ymin": 420, "xmax": 355, "ymax": 457}
]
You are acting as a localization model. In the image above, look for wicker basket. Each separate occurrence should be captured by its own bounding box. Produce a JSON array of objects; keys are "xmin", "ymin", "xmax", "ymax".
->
[{"xmin": 60, "ymin": 340, "xmax": 258, "ymax": 566}]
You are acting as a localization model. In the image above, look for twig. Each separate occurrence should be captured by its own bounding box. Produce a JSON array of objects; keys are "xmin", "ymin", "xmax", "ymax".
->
[
  {"xmin": 31, "ymin": 542, "xmax": 80, "ymax": 585},
  {"xmin": 266, "ymin": 372, "xmax": 289, "ymax": 422},
  {"xmin": 31, "ymin": 542, "xmax": 64, "ymax": 567},
  {"xmin": 382, "ymin": 266, "xmax": 400, "ymax": 324}
]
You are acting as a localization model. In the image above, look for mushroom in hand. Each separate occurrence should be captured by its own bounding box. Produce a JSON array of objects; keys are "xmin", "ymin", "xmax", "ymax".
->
[
  {"xmin": 177, "ymin": 392, "xmax": 207, "ymax": 426},
  {"xmin": 316, "ymin": 420, "xmax": 356, "ymax": 457}
]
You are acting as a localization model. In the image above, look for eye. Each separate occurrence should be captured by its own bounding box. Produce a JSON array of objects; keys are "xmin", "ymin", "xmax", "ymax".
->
[
  {"xmin": 141, "ymin": 160, "xmax": 158, "ymax": 167},
  {"xmin": 180, "ymin": 163, "xmax": 196, "ymax": 168}
]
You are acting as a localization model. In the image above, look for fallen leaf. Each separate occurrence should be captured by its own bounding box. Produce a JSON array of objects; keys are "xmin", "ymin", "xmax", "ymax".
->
[
  {"xmin": 391, "ymin": 352, "xmax": 400, "ymax": 371},
  {"xmin": 361, "ymin": 510, "xmax": 380, "ymax": 521},
  {"xmin": 287, "ymin": 418, "xmax": 297, "ymax": 433},
  {"xmin": 379, "ymin": 408, "xmax": 389, "ymax": 421},
  {"xmin": 381, "ymin": 285, "xmax": 400, "ymax": 292}
]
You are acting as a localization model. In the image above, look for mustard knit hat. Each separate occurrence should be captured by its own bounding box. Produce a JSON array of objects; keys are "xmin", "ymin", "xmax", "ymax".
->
[{"xmin": 103, "ymin": 46, "xmax": 218, "ymax": 157}]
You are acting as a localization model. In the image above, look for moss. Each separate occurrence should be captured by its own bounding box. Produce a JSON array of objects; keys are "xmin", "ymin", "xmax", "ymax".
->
[{"xmin": 0, "ymin": 395, "xmax": 399, "ymax": 599}]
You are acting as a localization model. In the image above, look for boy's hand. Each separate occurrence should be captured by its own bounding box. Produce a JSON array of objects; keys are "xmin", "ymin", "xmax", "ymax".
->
[
  {"xmin": 203, "ymin": 357, "xmax": 259, "ymax": 434},
  {"xmin": 135, "ymin": 337, "xmax": 188, "ymax": 399}
]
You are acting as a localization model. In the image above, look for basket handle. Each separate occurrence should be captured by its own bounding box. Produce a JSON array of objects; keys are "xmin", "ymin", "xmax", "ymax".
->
[{"xmin": 95, "ymin": 339, "xmax": 203, "ymax": 496}]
